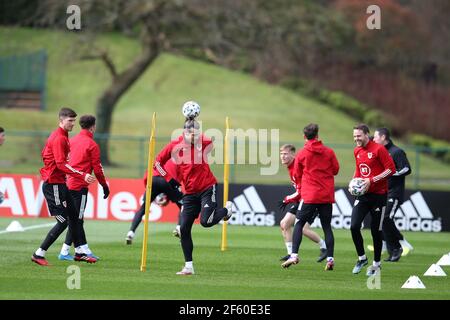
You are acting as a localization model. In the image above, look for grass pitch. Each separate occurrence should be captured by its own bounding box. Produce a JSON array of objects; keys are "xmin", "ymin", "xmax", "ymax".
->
[{"xmin": 0, "ymin": 217, "xmax": 449, "ymax": 300}]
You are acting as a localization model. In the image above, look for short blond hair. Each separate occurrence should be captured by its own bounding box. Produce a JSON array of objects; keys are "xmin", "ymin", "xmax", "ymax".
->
[{"xmin": 280, "ymin": 144, "xmax": 295, "ymax": 153}]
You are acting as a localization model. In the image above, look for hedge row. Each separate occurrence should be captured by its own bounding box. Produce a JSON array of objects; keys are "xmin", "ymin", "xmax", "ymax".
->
[
  {"xmin": 281, "ymin": 77, "xmax": 450, "ymax": 164},
  {"xmin": 409, "ymin": 134, "xmax": 450, "ymax": 164},
  {"xmin": 280, "ymin": 77, "xmax": 388, "ymax": 128}
]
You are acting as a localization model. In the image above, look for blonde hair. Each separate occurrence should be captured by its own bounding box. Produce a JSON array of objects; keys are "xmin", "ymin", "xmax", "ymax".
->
[{"xmin": 280, "ymin": 144, "xmax": 295, "ymax": 153}]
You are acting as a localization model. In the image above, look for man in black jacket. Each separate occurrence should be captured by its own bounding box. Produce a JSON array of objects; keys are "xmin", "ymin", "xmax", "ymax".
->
[{"xmin": 373, "ymin": 128, "xmax": 414, "ymax": 262}]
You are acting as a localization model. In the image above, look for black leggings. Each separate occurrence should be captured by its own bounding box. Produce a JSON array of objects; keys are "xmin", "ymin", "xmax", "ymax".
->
[
  {"xmin": 382, "ymin": 197, "xmax": 403, "ymax": 251},
  {"xmin": 179, "ymin": 185, "xmax": 228, "ymax": 262},
  {"xmin": 292, "ymin": 203, "xmax": 334, "ymax": 257},
  {"xmin": 350, "ymin": 193, "xmax": 387, "ymax": 262},
  {"xmin": 64, "ymin": 189, "xmax": 89, "ymax": 246}
]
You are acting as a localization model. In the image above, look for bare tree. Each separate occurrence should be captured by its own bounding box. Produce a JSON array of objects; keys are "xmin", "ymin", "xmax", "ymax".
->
[{"xmin": 30, "ymin": 0, "xmax": 269, "ymax": 164}]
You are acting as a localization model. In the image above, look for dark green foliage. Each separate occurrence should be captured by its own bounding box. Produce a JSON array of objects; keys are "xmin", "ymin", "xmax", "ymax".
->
[{"xmin": 409, "ymin": 134, "xmax": 450, "ymax": 164}]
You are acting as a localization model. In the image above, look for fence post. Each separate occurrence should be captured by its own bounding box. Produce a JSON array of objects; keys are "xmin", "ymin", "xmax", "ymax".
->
[{"xmin": 41, "ymin": 51, "xmax": 47, "ymax": 110}]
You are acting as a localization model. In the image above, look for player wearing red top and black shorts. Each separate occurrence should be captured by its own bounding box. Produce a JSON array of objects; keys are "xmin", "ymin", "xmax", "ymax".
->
[
  {"xmin": 350, "ymin": 124, "xmax": 396, "ymax": 276},
  {"xmin": 32, "ymin": 108, "xmax": 97, "ymax": 266},
  {"xmin": 281, "ymin": 124, "xmax": 339, "ymax": 271},
  {"xmin": 155, "ymin": 119, "xmax": 233, "ymax": 275},
  {"xmin": 277, "ymin": 144, "xmax": 327, "ymax": 263},
  {"xmin": 57, "ymin": 115, "xmax": 110, "ymax": 260}
]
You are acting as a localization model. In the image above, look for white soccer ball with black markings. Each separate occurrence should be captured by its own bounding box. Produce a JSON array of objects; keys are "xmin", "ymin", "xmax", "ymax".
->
[
  {"xmin": 182, "ymin": 101, "xmax": 201, "ymax": 119},
  {"xmin": 155, "ymin": 193, "xmax": 168, "ymax": 207},
  {"xmin": 348, "ymin": 178, "xmax": 367, "ymax": 196}
]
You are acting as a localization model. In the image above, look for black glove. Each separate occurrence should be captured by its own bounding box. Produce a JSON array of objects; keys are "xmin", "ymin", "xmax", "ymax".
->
[
  {"xmin": 102, "ymin": 185, "xmax": 110, "ymax": 199},
  {"xmin": 168, "ymin": 178, "xmax": 180, "ymax": 190},
  {"xmin": 278, "ymin": 200, "xmax": 287, "ymax": 212}
]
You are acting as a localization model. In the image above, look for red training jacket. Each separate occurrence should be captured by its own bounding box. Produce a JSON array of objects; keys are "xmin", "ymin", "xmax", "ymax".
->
[
  {"xmin": 66, "ymin": 129, "xmax": 108, "ymax": 190},
  {"xmin": 40, "ymin": 126, "xmax": 86, "ymax": 184},
  {"xmin": 353, "ymin": 139, "xmax": 396, "ymax": 194},
  {"xmin": 154, "ymin": 134, "xmax": 217, "ymax": 194},
  {"xmin": 283, "ymin": 161, "xmax": 302, "ymax": 204},
  {"xmin": 143, "ymin": 159, "xmax": 180, "ymax": 186},
  {"xmin": 294, "ymin": 139, "xmax": 340, "ymax": 204}
]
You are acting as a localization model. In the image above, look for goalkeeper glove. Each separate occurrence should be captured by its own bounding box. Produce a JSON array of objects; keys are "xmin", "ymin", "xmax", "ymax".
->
[
  {"xmin": 102, "ymin": 184, "xmax": 110, "ymax": 199},
  {"xmin": 278, "ymin": 200, "xmax": 287, "ymax": 212}
]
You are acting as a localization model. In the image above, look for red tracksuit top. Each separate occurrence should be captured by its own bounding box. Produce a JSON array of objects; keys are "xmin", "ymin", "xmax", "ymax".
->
[
  {"xmin": 40, "ymin": 126, "xmax": 86, "ymax": 184},
  {"xmin": 154, "ymin": 134, "xmax": 217, "ymax": 195},
  {"xmin": 143, "ymin": 159, "xmax": 180, "ymax": 187},
  {"xmin": 283, "ymin": 161, "xmax": 302, "ymax": 204},
  {"xmin": 294, "ymin": 139, "xmax": 340, "ymax": 204},
  {"xmin": 66, "ymin": 129, "xmax": 108, "ymax": 191},
  {"xmin": 353, "ymin": 140, "xmax": 396, "ymax": 195}
]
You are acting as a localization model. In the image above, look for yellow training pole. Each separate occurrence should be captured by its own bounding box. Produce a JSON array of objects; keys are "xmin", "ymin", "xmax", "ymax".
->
[
  {"xmin": 140, "ymin": 112, "xmax": 156, "ymax": 272},
  {"xmin": 221, "ymin": 117, "xmax": 230, "ymax": 251}
]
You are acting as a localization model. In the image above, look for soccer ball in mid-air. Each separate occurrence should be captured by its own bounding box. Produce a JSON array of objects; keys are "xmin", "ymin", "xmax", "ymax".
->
[
  {"xmin": 182, "ymin": 101, "xmax": 201, "ymax": 119},
  {"xmin": 348, "ymin": 178, "xmax": 367, "ymax": 196}
]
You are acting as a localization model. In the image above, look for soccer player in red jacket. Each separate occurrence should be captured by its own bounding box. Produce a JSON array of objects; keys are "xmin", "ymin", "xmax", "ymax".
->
[
  {"xmin": 282, "ymin": 124, "xmax": 339, "ymax": 271},
  {"xmin": 350, "ymin": 124, "xmax": 396, "ymax": 276},
  {"xmin": 155, "ymin": 119, "xmax": 233, "ymax": 275},
  {"xmin": 125, "ymin": 159, "xmax": 183, "ymax": 245},
  {"xmin": 32, "ymin": 108, "xmax": 97, "ymax": 266},
  {"xmin": 57, "ymin": 115, "xmax": 110, "ymax": 261},
  {"xmin": 277, "ymin": 144, "xmax": 328, "ymax": 263}
]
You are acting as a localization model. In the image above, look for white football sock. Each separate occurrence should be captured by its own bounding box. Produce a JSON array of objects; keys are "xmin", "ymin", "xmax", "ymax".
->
[
  {"xmin": 185, "ymin": 261, "xmax": 193, "ymax": 269},
  {"xmin": 75, "ymin": 246, "xmax": 83, "ymax": 254},
  {"xmin": 319, "ymin": 239, "xmax": 326, "ymax": 249},
  {"xmin": 359, "ymin": 255, "xmax": 367, "ymax": 261},
  {"xmin": 82, "ymin": 244, "xmax": 92, "ymax": 255},
  {"xmin": 35, "ymin": 248, "xmax": 46, "ymax": 257},
  {"xmin": 60, "ymin": 243, "xmax": 71, "ymax": 255},
  {"xmin": 285, "ymin": 242, "xmax": 293, "ymax": 254}
]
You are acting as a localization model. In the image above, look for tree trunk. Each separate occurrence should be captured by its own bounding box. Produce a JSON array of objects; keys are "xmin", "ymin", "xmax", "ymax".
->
[{"xmin": 95, "ymin": 38, "xmax": 159, "ymax": 165}]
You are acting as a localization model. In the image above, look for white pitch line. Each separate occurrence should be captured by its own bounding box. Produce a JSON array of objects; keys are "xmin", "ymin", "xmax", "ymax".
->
[{"xmin": 0, "ymin": 222, "xmax": 55, "ymax": 235}]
